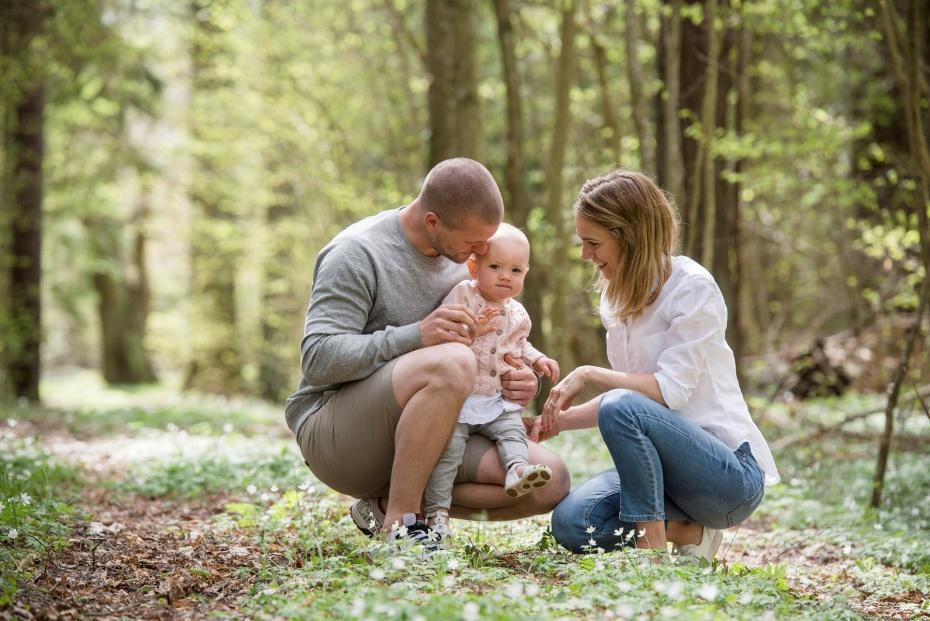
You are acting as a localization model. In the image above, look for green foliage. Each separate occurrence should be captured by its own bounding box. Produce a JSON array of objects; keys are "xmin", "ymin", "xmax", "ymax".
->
[{"xmin": 0, "ymin": 419, "xmax": 80, "ymax": 606}]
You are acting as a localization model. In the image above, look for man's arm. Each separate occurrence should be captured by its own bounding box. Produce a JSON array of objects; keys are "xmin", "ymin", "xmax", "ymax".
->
[{"xmin": 300, "ymin": 241, "xmax": 421, "ymax": 387}]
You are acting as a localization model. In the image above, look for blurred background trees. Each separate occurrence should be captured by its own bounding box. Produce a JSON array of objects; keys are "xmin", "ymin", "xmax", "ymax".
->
[{"xmin": 0, "ymin": 0, "xmax": 927, "ymax": 409}]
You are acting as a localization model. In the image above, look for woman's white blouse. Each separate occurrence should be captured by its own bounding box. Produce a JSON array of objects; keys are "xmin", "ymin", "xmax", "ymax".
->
[{"xmin": 600, "ymin": 255, "xmax": 780, "ymax": 485}]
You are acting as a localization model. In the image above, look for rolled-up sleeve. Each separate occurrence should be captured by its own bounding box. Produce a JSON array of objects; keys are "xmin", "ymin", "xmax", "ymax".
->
[
  {"xmin": 300, "ymin": 241, "xmax": 422, "ymax": 386},
  {"xmin": 654, "ymin": 277, "xmax": 727, "ymax": 411}
]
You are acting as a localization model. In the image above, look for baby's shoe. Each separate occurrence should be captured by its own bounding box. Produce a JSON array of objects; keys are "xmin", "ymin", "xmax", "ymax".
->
[
  {"xmin": 504, "ymin": 462, "xmax": 552, "ymax": 498},
  {"xmin": 426, "ymin": 510, "xmax": 453, "ymax": 543}
]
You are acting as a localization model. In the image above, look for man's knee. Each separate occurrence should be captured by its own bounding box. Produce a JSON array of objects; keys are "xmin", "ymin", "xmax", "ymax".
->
[{"xmin": 422, "ymin": 343, "xmax": 477, "ymax": 393}]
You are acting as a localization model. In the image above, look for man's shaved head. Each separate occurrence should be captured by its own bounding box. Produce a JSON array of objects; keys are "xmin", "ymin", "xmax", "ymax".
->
[{"xmin": 418, "ymin": 158, "xmax": 504, "ymax": 228}]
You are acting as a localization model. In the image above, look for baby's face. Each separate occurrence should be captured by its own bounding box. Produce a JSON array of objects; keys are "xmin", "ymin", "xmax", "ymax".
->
[{"xmin": 473, "ymin": 237, "xmax": 530, "ymax": 303}]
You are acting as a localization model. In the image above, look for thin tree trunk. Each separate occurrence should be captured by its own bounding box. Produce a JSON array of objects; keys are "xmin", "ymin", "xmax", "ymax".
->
[
  {"xmin": 494, "ymin": 0, "xmax": 548, "ymax": 413},
  {"xmin": 661, "ymin": 0, "xmax": 685, "ymax": 209},
  {"xmin": 625, "ymin": 0, "xmax": 655, "ymax": 172},
  {"xmin": 546, "ymin": 0, "xmax": 578, "ymax": 370},
  {"xmin": 590, "ymin": 32, "xmax": 621, "ymax": 164},
  {"xmin": 871, "ymin": 0, "xmax": 930, "ymax": 508}
]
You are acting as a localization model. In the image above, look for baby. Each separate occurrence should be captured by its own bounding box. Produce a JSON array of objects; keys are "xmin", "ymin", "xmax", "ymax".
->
[{"xmin": 424, "ymin": 223, "xmax": 560, "ymax": 540}]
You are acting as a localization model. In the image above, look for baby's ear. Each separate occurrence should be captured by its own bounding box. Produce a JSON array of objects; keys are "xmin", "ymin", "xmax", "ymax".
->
[{"xmin": 467, "ymin": 256, "xmax": 478, "ymax": 278}]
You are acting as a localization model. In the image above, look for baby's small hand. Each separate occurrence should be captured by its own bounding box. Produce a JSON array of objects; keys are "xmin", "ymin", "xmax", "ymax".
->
[
  {"xmin": 533, "ymin": 357, "xmax": 561, "ymax": 384},
  {"xmin": 475, "ymin": 307, "xmax": 501, "ymax": 337},
  {"xmin": 502, "ymin": 353, "xmax": 524, "ymax": 369}
]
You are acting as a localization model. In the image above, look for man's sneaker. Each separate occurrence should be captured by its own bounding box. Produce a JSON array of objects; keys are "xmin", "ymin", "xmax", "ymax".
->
[
  {"xmin": 387, "ymin": 513, "xmax": 440, "ymax": 552},
  {"xmin": 504, "ymin": 463, "xmax": 552, "ymax": 498},
  {"xmin": 676, "ymin": 526, "xmax": 723, "ymax": 564},
  {"xmin": 425, "ymin": 510, "xmax": 453, "ymax": 542},
  {"xmin": 350, "ymin": 497, "xmax": 385, "ymax": 538}
]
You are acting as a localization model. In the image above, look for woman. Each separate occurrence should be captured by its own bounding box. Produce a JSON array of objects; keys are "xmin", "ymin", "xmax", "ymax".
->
[{"xmin": 531, "ymin": 169, "xmax": 779, "ymax": 562}]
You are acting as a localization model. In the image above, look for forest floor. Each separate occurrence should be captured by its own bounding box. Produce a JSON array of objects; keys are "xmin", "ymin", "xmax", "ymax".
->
[{"xmin": 1, "ymin": 371, "xmax": 929, "ymax": 620}]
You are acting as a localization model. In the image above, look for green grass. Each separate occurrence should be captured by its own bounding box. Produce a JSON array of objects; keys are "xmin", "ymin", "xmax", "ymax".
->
[
  {"xmin": 0, "ymin": 424, "xmax": 80, "ymax": 606},
  {"xmin": 3, "ymin": 377, "xmax": 929, "ymax": 618}
]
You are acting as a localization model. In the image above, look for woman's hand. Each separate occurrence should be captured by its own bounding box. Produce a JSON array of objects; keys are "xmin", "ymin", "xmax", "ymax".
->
[
  {"xmin": 541, "ymin": 366, "xmax": 591, "ymax": 431},
  {"xmin": 524, "ymin": 415, "xmax": 559, "ymax": 443}
]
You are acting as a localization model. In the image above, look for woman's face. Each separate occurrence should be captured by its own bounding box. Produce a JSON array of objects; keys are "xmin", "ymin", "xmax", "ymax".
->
[{"xmin": 575, "ymin": 214, "xmax": 621, "ymax": 280}]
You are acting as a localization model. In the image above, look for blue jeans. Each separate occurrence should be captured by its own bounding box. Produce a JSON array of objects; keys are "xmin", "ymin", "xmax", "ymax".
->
[{"xmin": 551, "ymin": 390, "xmax": 765, "ymax": 553}]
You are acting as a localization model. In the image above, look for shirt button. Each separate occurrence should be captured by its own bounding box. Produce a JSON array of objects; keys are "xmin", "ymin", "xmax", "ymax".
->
[
  {"xmin": 490, "ymin": 347, "xmax": 496, "ymax": 354},
  {"xmin": 496, "ymin": 329, "xmax": 503, "ymax": 335},
  {"xmin": 490, "ymin": 370, "xmax": 497, "ymax": 377}
]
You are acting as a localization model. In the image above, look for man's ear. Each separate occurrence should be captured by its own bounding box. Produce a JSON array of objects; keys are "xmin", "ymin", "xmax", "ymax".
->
[
  {"xmin": 424, "ymin": 211, "xmax": 439, "ymax": 231},
  {"xmin": 467, "ymin": 256, "xmax": 478, "ymax": 278}
]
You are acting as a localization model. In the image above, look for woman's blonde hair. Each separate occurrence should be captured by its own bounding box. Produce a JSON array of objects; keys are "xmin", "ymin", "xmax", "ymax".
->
[{"xmin": 573, "ymin": 169, "xmax": 679, "ymax": 319}]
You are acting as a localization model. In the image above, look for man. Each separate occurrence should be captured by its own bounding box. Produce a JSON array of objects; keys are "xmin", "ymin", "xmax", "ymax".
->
[{"xmin": 285, "ymin": 158, "xmax": 569, "ymax": 545}]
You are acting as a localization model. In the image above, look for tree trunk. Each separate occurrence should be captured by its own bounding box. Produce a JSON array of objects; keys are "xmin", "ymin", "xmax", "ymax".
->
[
  {"xmin": 88, "ymin": 189, "xmax": 157, "ymax": 385},
  {"xmin": 426, "ymin": 0, "xmax": 482, "ymax": 167},
  {"xmin": 545, "ymin": 0, "xmax": 578, "ymax": 376},
  {"xmin": 590, "ymin": 32, "xmax": 621, "ymax": 164},
  {"xmin": 3, "ymin": 0, "xmax": 46, "ymax": 403},
  {"xmin": 871, "ymin": 0, "xmax": 930, "ymax": 508},
  {"xmin": 625, "ymin": 0, "xmax": 655, "ymax": 173},
  {"xmin": 184, "ymin": 0, "xmax": 245, "ymax": 395},
  {"xmin": 8, "ymin": 84, "xmax": 44, "ymax": 402},
  {"xmin": 658, "ymin": 0, "xmax": 685, "ymax": 208},
  {"xmin": 494, "ymin": 0, "xmax": 548, "ymax": 413}
]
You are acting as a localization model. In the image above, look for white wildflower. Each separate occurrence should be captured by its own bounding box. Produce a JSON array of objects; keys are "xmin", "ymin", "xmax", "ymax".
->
[
  {"xmin": 298, "ymin": 482, "xmax": 311, "ymax": 491},
  {"xmin": 270, "ymin": 485, "xmax": 279, "ymax": 493},
  {"xmin": 447, "ymin": 558, "xmax": 459, "ymax": 571},
  {"xmin": 396, "ymin": 525, "xmax": 408, "ymax": 538},
  {"xmin": 636, "ymin": 529, "xmax": 646, "ymax": 538},
  {"xmin": 659, "ymin": 605, "xmax": 676, "ymax": 618},
  {"xmin": 7, "ymin": 528, "xmax": 18, "ymax": 540},
  {"xmin": 0, "ymin": 501, "xmax": 5, "ymax": 513},
  {"xmin": 625, "ymin": 530, "xmax": 636, "ymax": 542},
  {"xmin": 665, "ymin": 581, "xmax": 684, "ymax": 601},
  {"xmin": 617, "ymin": 581, "xmax": 632, "ymax": 593},
  {"xmin": 696, "ymin": 584, "xmax": 718, "ymax": 601},
  {"xmin": 88, "ymin": 522, "xmax": 105, "ymax": 536},
  {"xmin": 391, "ymin": 558, "xmax": 406, "ymax": 570},
  {"xmin": 463, "ymin": 602, "xmax": 480, "ymax": 621},
  {"xmin": 596, "ymin": 547, "xmax": 605, "ymax": 554},
  {"xmin": 166, "ymin": 422, "xmax": 179, "ymax": 433},
  {"xmin": 615, "ymin": 603, "xmax": 634, "ymax": 619},
  {"xmin": 261, "ymin": 587, "xmax": 277, "ymax": 595},
  {"xmin": 369, "ymin": 568, "xmax": 385, "ymax": 580},
  {"xmin": 585, "ymin": 525, "xmax": 596, "ymax": 534},
  {"xmin": 19, "ymin": 492, "xmax": 31, "ymax": 506},
  {"xmin": 6, "ymin": 418, "xmax": 17, "ymax": 428},
  {"xmin": 260, "ymin": 493, "xmax": 271, "ymax": 502},
  {"xmin": 588, "ymin": 538, "xmax": 597, "ymax": 547},
  {"xmin": 614, "ymin": 528, "xmax": 624, "ymax": 537},
  {"xmin": 350, "ymin": 598, "xmax": 365, "ymax": 616},
  {"xmin": 843, "ymin": 543, "xmax": 852, "ymax": 555},
  {"xmin": 246, "ymin": 484, "xmax": 257, "ymax": 495},
  {"xmin": 873, "ymin": 523, "xmax": 883, "ymax": 530},
  {"xmin": 525, "ymin": 582, "xmax": 539, "ymax": 596},
  {"xmin": 505, "ymin": 582, "xmax": 523, "ymax": 598},
  {"xmin": 442, "ymin": 576, "xmax": 456, "ymax": 588},
  {"xmin": 223, "ymin": 423, "xmax": 234, "ymax": 434},
  {"xmin": 738, "ymin": 591, "xmax": 754, "ymax": 605}
]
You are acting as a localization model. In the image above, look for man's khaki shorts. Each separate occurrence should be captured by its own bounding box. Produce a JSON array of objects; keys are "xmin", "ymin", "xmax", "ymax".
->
[{"xmin": 296, "ymin": 359, "xmax": 493, "ymax": 499}]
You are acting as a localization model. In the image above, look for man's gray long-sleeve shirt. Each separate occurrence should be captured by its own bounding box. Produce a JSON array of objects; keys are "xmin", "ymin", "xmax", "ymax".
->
[{"xmin": 285, "ymin": 208, "xmax": 467, "ymax": 435}]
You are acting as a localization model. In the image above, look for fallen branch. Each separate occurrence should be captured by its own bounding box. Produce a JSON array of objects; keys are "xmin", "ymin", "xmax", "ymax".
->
[{"xmin": 770, "ymin": 384, "xmax": 930, "ymax": 450}]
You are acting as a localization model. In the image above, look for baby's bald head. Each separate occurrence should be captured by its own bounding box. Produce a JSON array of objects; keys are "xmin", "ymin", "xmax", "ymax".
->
[{"xmin": 418, "ymin": 158, "xmax": 503, "ymax": 228}]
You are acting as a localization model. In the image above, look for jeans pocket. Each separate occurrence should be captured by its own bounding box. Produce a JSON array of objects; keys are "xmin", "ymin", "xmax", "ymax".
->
[{"xmin": 726, "ymin": 477, "xmax": 764, "ymax": 527}]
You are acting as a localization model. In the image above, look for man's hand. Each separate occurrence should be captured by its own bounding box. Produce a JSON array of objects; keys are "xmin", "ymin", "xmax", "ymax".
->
[
  {"xmin": 419, "ymin": 304, "xmax": 479, "ymax": 347},
  {"xmin": 501, "ymin": 363, "xmax": 538, "ymax": 406}
]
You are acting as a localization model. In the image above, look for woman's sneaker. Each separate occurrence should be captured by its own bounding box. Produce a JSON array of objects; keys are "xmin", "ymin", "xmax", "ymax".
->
[
  {"xmin": 350, "ymin": 498, "xmax": 385, "ymax": 537},
  {"xmin": 676, "ymin": 526, "xmax": 723, "ymax": 564},
  {"xmin": 504, "ymin": 463, "xmax": 552, "ymax": 498}
]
